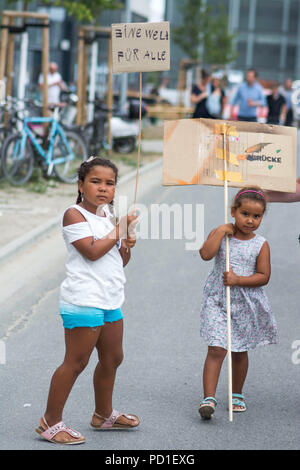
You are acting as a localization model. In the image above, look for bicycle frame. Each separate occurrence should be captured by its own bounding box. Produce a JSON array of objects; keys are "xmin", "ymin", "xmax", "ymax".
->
[{"xmin": 19, "ymin": 117, "xmax": 74, "ymax": 174}]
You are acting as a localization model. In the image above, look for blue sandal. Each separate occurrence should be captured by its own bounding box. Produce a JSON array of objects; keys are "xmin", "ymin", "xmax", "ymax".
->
[
  {"xmin": 198, "ymin": 397, "xmax": 217, "ymax": 420},
  {"xmin": 232, "ymin": 393, "xmax": 247, "ymax": 412}
]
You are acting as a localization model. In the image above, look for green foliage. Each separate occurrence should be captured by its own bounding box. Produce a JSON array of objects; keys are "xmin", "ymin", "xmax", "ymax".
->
[
  {"xmin": 4, "ymin": 0, "xmax": 122, "ymax": 22},
  {"xmin": 203, "ymin": 4, "xmax": 237, "ymax": 65},
  {"xmin": 173, "ymin": 0, "xmax": 204, "ymax": 61},
  {"xmin": 173, "ymin": 0, "xmax": 236, "ymax": 66}
]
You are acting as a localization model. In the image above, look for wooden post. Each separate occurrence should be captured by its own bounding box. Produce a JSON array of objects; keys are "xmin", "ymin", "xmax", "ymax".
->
[
  {"xmin": 76, "ymin": 27, "xmax": 84, "ymax": 125},
  {"xmin": 76, "ymin": 25, "xmax": 112, "ymax": 127},
  {"xmin": 1, "ymin": 10, "xmax": 50, "ymax": 122},
  {"xmin": 4, "ymin": 17, "xmax": 14, "ymax": 125},
  {"xmin": 5, "ymin": 17, "xmax": 15, "ymax": 98},
  {"xmin": 82, "ymin": 34, "xmax": 89, "ymax": 125},
  {"xmin": 107, "ymin": 37, "xmax": 113, "ymax": 154},
  {"xmin": 0, "ymin": 14, "xmax": 9, "ymax": 84},
  {"xmin": 42, "ymin": 17, "xmax": 49, "ymax": 121}
]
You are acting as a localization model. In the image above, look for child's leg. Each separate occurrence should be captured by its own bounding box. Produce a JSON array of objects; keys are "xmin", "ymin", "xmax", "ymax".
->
[
  {"xmin": 42, "ymin": 326, "xmax": 101, "ymax": 438},
  {"xmin": 92, "ymin": 319, "xmax": 138, "ymax": 427},
  {"xmin": 232, "ymin": 351, "xmax": 248, "ymax": 409},
  {"xmin": 203, "ymin": 346, "xmax": 227, "ymax": 398}
]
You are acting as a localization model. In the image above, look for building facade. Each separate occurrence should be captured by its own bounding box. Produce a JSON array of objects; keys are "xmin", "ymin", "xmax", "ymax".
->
[
  {"xmin": 0, "ymin": 0, "xmax": 151, "ymax": 98},
  {"xmin": 165, "ymin": 0, "xmax": 300, "ymax": 86}
]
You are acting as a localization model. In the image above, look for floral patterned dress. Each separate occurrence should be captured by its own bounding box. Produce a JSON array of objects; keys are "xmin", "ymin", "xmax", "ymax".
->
[{"xmin": 200, "ymin": 234, "xmax": 278, "ymax": 352}]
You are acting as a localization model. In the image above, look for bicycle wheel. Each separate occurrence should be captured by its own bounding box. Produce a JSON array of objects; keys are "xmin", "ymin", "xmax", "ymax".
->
[
  {"xmin": 1, "ymin": 134, "xmax": 34, "ymax": 185},
  {"xmin": 53, "ymin": 130, "xmax": 87, "ymax": 183}
]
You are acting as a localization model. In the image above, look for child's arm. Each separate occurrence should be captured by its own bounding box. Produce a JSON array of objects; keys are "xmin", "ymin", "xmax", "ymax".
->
[
  {"xmin": 265, "ymin": 177, "xmax": 300, "ymax": 203},
  {"xmin": 223, "ymin": 241, "xmax": 271, "ymax": 287},
  {"xmin": 64, "ymin": 208, "xmax": 137, "ymax": 262},
  {"xmin": 200, "ymin": 224, "xmax": 235, "ymax": 261},
  {"xmin": 119, "ymin": 237, "xmax": 136, "ymax": 267}
]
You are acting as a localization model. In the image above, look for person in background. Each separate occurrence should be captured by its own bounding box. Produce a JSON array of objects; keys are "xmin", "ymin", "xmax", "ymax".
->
[
  {"xmin": 279, "ymin": 78, "xmax": 294, "ymax": 126},
  {"xmin": 205, "ymin": 76, "xmax": 227, "ymax": 119},
  {"xmin": 266, "ymin": 83, "xmax": 286, "ymax": 125},
  {"xmin": 191, "ymin": 69, "xmax": 212, "ymax": 119},
  {"xmin": 230, "ymin": 69, "xmax": 266, "ymax": 122},
  {"xmin": 266, "ymin": 177, "xmax": 300, "ymax": 203},
  {"xmin": 39, "ymin": 62, "xmax": 66, "ymax": 106}
]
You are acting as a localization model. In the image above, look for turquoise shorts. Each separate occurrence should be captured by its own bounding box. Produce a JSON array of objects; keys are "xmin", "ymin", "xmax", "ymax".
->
[{"xmin": 59, "ymin": 302, "xmax": 123, "ymax": 329}]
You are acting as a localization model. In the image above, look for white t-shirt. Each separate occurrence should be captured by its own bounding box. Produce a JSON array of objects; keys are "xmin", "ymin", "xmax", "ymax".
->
[
  {"xmin": 60, "ymin": 204, "xmax": 126, "ymax": 310},
  {"xmin": 39, "ymin": 72, "xmax": 62, "ymax": 104}
]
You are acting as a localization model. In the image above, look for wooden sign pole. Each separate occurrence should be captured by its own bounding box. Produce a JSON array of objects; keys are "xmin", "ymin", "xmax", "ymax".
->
[
  {"xmin": 133, "ymin": 72, "xmax": 143, "ymax": 207},
  {"xmin": 222, "ymin": 125, "xmax": 233, "ymax": 422},
  {"xmin": 107, "ymin": 37, "xmax": 113, "ymax": 155}
]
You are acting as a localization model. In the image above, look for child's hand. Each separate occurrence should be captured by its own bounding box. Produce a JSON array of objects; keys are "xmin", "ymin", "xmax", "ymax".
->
[
  {"xmin": 223, "ymin": 267, "xmax": 239, "ymax": 286},
  {"xmin": 217, "ymin": 223, "xmax": 235, "ymax": 237},
  {"xmin": 119, "ymin": 210, "xmax": 139, "ymax": 238},
  {"xmin": 127, "ymin": 210, "xmax": 139, "ymax": 236},
  {"xmin": 123, "ymin": 236, "xmax": 136, "ymax": 249}
]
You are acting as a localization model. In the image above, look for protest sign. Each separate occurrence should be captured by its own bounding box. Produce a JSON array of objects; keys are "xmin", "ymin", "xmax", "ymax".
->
[
  {"xmin": 163, "ymin": 118, "xmax": 297, "ymax": 192},
  {"xmin": 111, "ymin": 21, "xmax": 170, "ymax": 209},
  {"xmin": 111, "ymin": 22, "xmax": 170, "ymax": 73}
]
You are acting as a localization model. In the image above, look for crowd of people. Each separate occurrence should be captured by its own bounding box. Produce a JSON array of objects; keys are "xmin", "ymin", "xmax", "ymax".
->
[{"xmin": 191, "ymin": 68, "xmax": 295, "ymax": 126}]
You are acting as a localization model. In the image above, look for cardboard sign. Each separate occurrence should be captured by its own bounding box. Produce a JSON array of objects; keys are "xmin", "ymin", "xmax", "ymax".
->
[
  {"xmin": 111, "ymin": 22, "xmax": 170, "ymax": 73},
  {"xmin": 163, "ymin": 118, "xmax": 297, "ymax": 192}
]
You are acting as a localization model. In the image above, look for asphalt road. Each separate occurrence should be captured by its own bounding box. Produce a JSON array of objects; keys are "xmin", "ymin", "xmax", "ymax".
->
[{"xmin": 0, "ymin": 165, "xmax": 300, "ymax": 451}]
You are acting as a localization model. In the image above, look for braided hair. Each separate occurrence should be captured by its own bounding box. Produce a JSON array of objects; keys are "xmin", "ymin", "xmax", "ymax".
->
[{"xmin": 76, "ymin": 157, "xmax": 119, "ymax": 204}]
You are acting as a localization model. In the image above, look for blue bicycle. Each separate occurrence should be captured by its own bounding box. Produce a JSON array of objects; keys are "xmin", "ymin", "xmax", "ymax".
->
[{"xmin": 1, "ymin": 112, "xmax": 87, "ymax": 185}]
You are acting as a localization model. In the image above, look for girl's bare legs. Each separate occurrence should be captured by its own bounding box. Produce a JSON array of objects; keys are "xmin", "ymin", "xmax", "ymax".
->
[
  {"xmin": 92, "ymin": 319, "xmax": 139, "ymax": 426},
  {"xmin": 203, "ymin": 346, "xmax": 227, "ymax": 398},
  {"xmin": 41, "ymin": 327, "xmax": 101, "ymax": 442},
  {"xmin": 232, "ymin": 351, "xmax": 248, "ymax": 410},
  {"xmin": 203, "ymin": 348, "xmax": 248, "ymax": 411}
]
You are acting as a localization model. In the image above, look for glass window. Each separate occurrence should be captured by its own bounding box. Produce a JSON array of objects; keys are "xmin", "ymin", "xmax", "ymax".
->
[
  {"xmin": 253, "ymin": 42, "xmax": 281, "ymax": 70},
  {"xmin": 235, "ymin": 40, "xmax": 247, "ymax": 68},
  {"xmin": 239, "ymin": 0, "xmax": 250, "ymax": 30},
  {"xmin": 286, "ymin": 44, "xmax": 296, "ymax": 73},
  {"xmin": 255, "ymin": 0, "xmax": 283, "ymax": 33},
  {"xmin": 289, "ymin": 0, "xmax": 299, "ymax": 34}
]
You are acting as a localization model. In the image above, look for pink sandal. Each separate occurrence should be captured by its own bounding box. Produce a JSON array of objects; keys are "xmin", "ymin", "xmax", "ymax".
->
[
  {"xmin": 90, "ymin": 409, "xmax": 140, "ymax": 430},
  {"xmin": 36, "ymin": 416, "xmax": 85, "ymax": 445}
]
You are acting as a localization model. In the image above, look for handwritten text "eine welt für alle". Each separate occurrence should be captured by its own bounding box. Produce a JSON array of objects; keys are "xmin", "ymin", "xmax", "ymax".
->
[{"xmin": 114, "ymin": 25, "xmax": 169, "ymax": 64}]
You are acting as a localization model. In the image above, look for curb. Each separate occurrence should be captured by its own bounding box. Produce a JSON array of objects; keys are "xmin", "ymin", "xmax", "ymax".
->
[{"xmin": 0, "ymin": 158, "xmax": 162, "ymax": 264}]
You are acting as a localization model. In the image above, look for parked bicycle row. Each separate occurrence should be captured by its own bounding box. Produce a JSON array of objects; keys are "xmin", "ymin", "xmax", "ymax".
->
[
  {"xmin": 0, "ymin": 94, "xmax": 146, "ymax": 186},
  {"xmin": 0, "ymin": 96, "xmax": 87, "ymax": 185}
]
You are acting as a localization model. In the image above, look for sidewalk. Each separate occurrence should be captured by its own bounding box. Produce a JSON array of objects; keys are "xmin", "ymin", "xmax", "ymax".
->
[{"xmin": 0, "ymin": 146, "xmax": 162, "ymax": 263}]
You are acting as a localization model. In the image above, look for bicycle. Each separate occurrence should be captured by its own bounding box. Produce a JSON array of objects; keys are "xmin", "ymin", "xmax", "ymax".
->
[
  {"xmin": 62, "ymin": 98, "xmax": 137, "ymax": 157},
  {"xmin": 1, "ymin": 106, "xmax": 87, "ymax": 185}
]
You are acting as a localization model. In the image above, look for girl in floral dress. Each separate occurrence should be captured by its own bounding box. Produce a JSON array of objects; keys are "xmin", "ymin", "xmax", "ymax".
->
[{"xmin": 198, "ymin": 187, "xmax": 278, "ymax": 420}]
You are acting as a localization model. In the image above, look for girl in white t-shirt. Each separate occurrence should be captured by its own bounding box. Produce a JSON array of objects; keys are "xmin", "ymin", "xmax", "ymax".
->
[{"xmin": 36, "ymin": 157, "xmax": 139, "ymax": 445}]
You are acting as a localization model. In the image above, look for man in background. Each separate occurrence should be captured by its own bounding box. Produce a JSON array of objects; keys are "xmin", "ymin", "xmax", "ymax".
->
[
  {"xmin": 39, "ymin": 62, "xmax": 66, "ymax": 105},
  {"xmin": 230, "ymin": 68, "xmax": 266, "ymax": 122}
]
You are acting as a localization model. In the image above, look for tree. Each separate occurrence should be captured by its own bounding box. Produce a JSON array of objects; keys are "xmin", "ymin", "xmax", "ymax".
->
[
  {"xmin": 173, "ymin": 0, "xmax": 236, "ymax": 67},
  {"xmin": 4, "ymin": 0, "xmax": 122, "ymax": 22}
]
